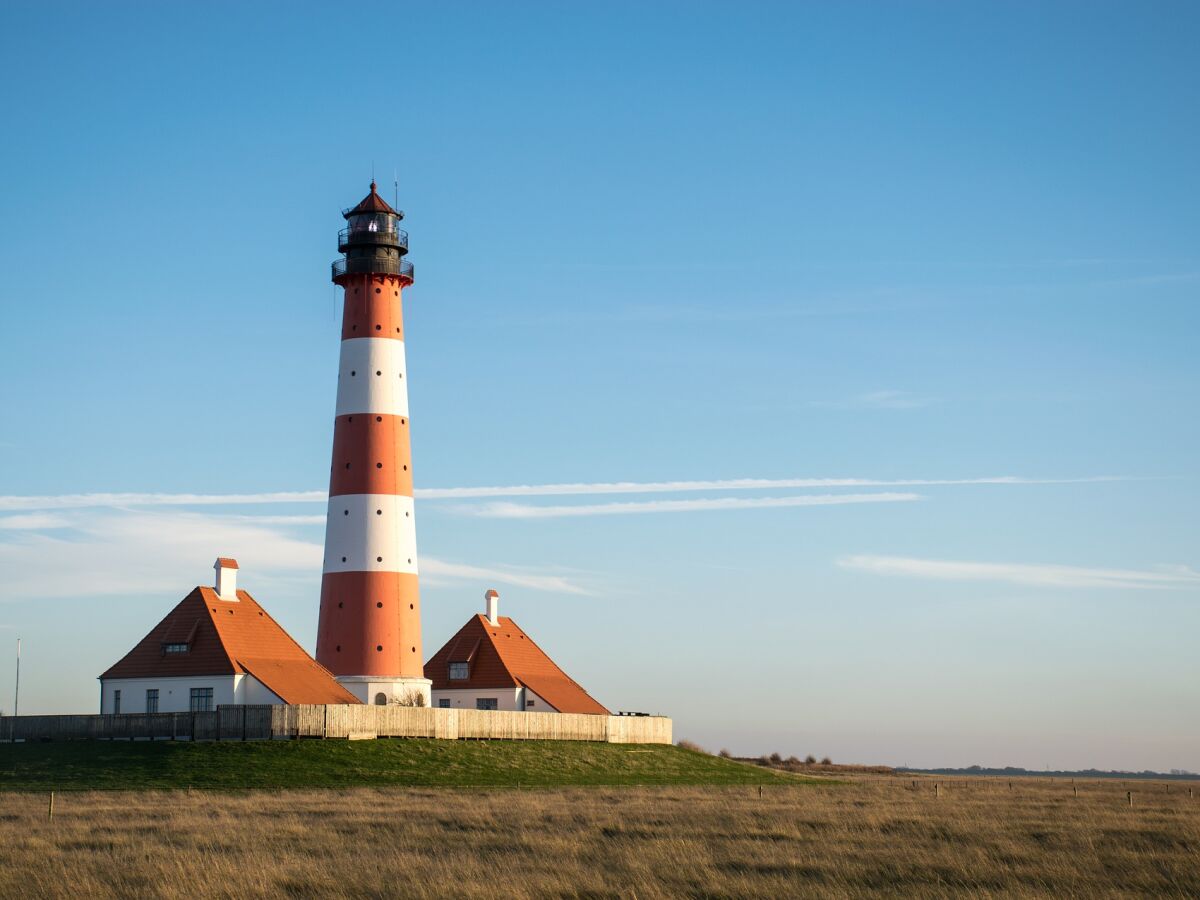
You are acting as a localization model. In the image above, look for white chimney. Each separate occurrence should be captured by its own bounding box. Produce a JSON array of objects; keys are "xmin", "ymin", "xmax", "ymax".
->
[
  {"xmin": 485, "ymin": 589, "xmax": 499, "ymax": 626},
  {"xmin": 214, "ymin": 557, "xmax": 239, "ymax": 601}
]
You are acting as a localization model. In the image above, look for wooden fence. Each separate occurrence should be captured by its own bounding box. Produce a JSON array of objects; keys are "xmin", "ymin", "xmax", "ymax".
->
[{"xmin": 0, "ymin": 706, "xmax": 671, "ymax": 745}]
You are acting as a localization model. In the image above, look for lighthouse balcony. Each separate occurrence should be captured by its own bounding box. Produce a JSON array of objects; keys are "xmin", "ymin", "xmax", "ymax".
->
[
  {"xmin": 332, "ymin": 257, "xmax": 414, "ymax": 284},
  {"xmin": 338, "ymin": 226, "xmax": 409, "ymax": 254}
]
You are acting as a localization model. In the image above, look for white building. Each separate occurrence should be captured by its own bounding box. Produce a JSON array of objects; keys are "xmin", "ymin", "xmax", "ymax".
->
[
  {"xmin": 99, "ymin": 558, "xmax": 359, "ymax": 713},
  {"xmin": 425, "ymin": 590, "xmax": 608, "ymax": 714}
]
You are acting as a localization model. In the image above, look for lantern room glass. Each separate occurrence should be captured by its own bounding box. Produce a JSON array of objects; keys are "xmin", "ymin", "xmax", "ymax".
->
[{"xmin": 347, "ymin": 213, "xmax": 397, "ymax": 236}]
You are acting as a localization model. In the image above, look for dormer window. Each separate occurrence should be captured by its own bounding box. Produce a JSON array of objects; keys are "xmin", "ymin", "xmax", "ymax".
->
[
  {"xmin": 164, "ymin": 642, "xmax": 189, "ymax": 654},
  {"xmin": 448, "ymin": 662, "xmax": 469, "ymax": 680}
]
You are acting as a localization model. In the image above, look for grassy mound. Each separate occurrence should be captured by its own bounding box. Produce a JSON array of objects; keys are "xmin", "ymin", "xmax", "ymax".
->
[{"xmin": 0, "ymin": 739, "xmax": 825, "ymax": 791}]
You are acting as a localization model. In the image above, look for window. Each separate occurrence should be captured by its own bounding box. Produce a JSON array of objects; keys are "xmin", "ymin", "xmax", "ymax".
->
[
  {"xmin": 146, "ymin": 689, "xmax": 159, "ymax": 714},
  {"xmin": 113, "ymin": 689, "xmax": 121, "ymax": 714},
  {"xmin": 438, "ymin": 698, "xmax": 450, "ymax": 709},
  {"xmin": 448, "ymin": 662, "xmax": 469, "ymax": 680},
  {"xmin": 189, "ymin": 687, "xmax": 214, "ymax": 712},
  {"xmin": 374, "ymin": 693, "xmax": 387, "ymax": 706},
  {"xmin": 526, "ymin": 700, "xmax": 535, "ymax": 708},
  {"xmin": 164, "ymin": 643, "xmax": 188, "ymax": 654},
  {"xmin": 476, "ymin": 698, "xmax": 498, "ymax": 711}
]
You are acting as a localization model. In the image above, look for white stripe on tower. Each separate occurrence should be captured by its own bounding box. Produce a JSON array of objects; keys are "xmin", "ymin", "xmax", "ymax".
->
[{"xmin": 335, "ymin": 338, "xmax": 410, "ymax": 418}]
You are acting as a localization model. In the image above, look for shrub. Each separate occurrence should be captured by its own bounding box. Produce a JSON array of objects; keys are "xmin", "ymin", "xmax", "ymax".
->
[
  {"xmin": 718, "ymin": 749, "xmax": 732, "ymax": 758},
  {"xmin": 769, "ymin": 753, "xmax": 782, "ymax": 764},
  {"xmin": 676, "ymin": 740, "xmax": 707, "ymax": 754},
  {"xmin": 389, "ymin": 692, "xmax": 427, "ymax": 707},
  {"xmin": 805, "ymin": 755, "xmax": 817, "ymax": 765},
  {"xmin": 786, "ymin": 756, "xmax": 801, "ymax": 766},
  {"xmin": 821, "ymin": 757, "xmax": 832, "ymax": 766}
]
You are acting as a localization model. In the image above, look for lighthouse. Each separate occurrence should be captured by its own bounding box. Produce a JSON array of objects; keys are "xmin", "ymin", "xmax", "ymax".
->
[{"xmin": 315, "ymin": 182, "xmax": 431, "ymax": 706}]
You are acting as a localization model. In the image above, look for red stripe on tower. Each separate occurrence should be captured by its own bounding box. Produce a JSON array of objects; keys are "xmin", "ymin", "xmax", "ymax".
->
[{"xmin": 315, "ymin": 182, "xmax": 430, "ymax": 706}]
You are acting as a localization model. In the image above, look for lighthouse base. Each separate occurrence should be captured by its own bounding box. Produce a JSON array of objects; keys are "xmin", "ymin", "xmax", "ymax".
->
[{"xmin": 336, "ymin": 676, "xmax": 432, "ymax": 708}]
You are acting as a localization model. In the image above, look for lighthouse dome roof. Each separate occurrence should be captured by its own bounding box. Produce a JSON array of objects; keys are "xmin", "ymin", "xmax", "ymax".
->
[{"xmin": 343, "ymin": 181, "xmax": 402, "ymax": 219}]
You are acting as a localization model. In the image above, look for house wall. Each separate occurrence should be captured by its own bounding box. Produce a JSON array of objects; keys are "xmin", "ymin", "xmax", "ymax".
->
[
  {"xmin": 101, "ymin": 675, "xmax": 236, "ymax": 714},
  {"xmin": 100, "ymin": 674, "xmax": 281, "ymax": 713},
  {"xmin": 240, "ymin": 677, "xmax": 284, "ymax": 705},
  {"xmin": 431, "ymin": 686, "xmax": 526, "ymax": 711}
]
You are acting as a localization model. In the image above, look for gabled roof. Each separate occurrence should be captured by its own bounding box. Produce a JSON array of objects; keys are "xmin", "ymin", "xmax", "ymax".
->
[
  {"xmin": 425, "ymin": 614, "xmax": 608, "ymax": 715},
  {"xmin": 343, "ymin": 181, "xmax": 400, "ymax": 218},
  {"xmin": 101, "ymin": 587, "xmax": 360, "ymax": 705}
]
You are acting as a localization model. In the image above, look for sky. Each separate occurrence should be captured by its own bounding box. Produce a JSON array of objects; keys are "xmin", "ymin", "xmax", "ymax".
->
[{"xmin": 0, "ymin": 1, "xmax": 1197, "ymax": 771}]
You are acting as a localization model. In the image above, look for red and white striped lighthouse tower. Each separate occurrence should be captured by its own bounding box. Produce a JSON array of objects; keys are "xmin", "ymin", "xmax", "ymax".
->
[{"xmin": 315, "ymin": 183, "xmax": 430, "ymax": 706}]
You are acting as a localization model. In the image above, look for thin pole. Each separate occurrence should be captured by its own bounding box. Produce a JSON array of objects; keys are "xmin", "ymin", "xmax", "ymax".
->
[{"xmin": 13, "ymin": 638, "xmax": 19, "ymax": 718}]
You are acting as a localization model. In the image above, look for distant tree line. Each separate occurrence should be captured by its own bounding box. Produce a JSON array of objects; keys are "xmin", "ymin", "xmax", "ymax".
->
[{"xmin": 897, "ymin": 765, "xmax": 1198, "ymax": 780}]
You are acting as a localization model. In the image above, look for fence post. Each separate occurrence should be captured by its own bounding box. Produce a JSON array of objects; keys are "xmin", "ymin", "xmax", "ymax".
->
[
  {"xmin": 48, "ymin": 791, "xmax": 55, "ymax": 820},
  {"xmin": 935, "ymin": 782, "xmax": 940, "ymax": 798},
  {"xmin": 1127, "ymin": 791, "xmax": 1133, "ymax": 808}
]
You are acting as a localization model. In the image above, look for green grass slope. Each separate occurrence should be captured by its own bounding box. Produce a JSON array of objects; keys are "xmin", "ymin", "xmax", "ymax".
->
[{"xmin": 0, "ymin": 739, "xmax": 825, "ymax": 791}]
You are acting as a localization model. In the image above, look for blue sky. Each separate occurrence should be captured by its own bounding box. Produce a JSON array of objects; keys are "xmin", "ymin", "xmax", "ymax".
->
[{"xmin": 0, "ymin": 1, "xmax": 1196, "ymax": 770}]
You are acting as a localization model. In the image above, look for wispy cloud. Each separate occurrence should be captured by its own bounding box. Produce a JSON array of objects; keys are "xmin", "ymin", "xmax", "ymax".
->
[
  {"xmin": 418, "ymin": 475, "xmax": 1119, "ymax": 500},
  {"xmin": 837, "ymin": 555, "xmax": 1200, "ymax": 590},
  {"xmin": 0, "ymin": 510, "xmax": 320, "ymax": 600},
  {"xmin": 225, "ymin": 514, "xmax": 327, "ymax": 526},
  {"xmin": 0, "ymin": 491, "xmax": 326, "ymax": 512},
  {"xmin": 0, "ymin": 509, "xmax": 588, "ymax": 600},
  {"xmin": 0, "ymin": 475, "xmax": 1128, "ymax": 511},
  {"xmin": 470, "ymin": 492, "xmax": 921, "ymax": 519},
  {"xmin": 0, "ymin": 513, "xmax": 72, "ymax": 530},
  {"xmin": 421, "ymin": 559, "xmax": 591, "ymax": 595}
]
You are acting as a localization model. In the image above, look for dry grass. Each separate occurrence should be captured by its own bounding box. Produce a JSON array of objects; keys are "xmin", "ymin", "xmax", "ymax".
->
[{"xmin": 0, "ymin": 776, "xmax": 1197, "ymax": 898}]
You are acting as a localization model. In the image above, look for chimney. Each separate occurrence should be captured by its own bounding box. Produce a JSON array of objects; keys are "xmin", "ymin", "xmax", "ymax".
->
[
  {"xmin": 214, "ymin": 557, "xmax": 239, "ymax": 601},
  {"xmin": 485, "ymin": 589, "xmax": 499, "ymax": 626}
]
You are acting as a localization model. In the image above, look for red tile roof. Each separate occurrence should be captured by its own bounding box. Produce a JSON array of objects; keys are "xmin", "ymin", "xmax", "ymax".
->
[
  {"xmin": 101, "ymin": 586, "xmax": 360, "ymax": 705},
  {"xmin": 425, "ymin": 614, "xmax": 608, "ymax": 715},
  {"xmin": 215, "ymin": 557, "xmax": 239, "ymax": 569}
]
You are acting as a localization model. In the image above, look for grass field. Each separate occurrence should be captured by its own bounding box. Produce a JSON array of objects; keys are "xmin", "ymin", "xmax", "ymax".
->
[
  {"xmin": 0, "ymin": 739, "xmax": 812, "ymax": 790},
  {"xmin": 0, "ymin": 773, "xmax": 1196, "ymax": 898}
]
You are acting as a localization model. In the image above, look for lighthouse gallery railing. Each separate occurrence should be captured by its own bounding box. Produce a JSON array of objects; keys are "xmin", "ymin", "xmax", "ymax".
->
[{"xmin": 331, "ymin": 257, "xmax": 414, "ymax": 281}]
